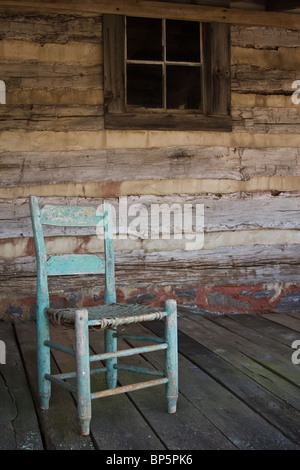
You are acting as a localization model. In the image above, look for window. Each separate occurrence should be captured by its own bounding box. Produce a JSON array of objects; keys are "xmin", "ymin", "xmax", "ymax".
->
[{"xmin": 103, "ymin": 15, "xmax": 231, "ymax": 131}]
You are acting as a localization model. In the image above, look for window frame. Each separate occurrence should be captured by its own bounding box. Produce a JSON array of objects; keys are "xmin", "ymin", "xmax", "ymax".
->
[{"xmin": 103, "ymin": 14, "xmax": 232, "ymax": 131}]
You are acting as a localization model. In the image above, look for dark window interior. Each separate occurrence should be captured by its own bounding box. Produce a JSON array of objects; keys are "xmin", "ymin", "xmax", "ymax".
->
[
  {"xmin": 127, "ymin": 17, "xmax": 162, "ymax": 61},
  {"xmin": 127, "ymin": 64, "xmax": 163, "ymax": 108},
  {"xmin": 166, "ymin": 65, "xmax": 201, "ymax": 109},
  {"xmin": 166, "ymin": 20, "xmax": 200, "ymax": 62},
  {"xmin": 126, "ymin": 17, "xmax": 202, "ymax": 110}
]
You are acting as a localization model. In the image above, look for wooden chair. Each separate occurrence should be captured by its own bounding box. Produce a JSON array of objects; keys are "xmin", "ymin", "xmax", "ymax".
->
[{"xmin": 29, "ymin": 196, "xmax": 178, "ymax": 436}]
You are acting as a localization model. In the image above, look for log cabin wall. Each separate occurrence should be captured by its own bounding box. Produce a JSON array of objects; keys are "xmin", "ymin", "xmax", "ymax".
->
[{"xmin": 0, "ymin": 1, "xmax": 299, "ymax": 320}]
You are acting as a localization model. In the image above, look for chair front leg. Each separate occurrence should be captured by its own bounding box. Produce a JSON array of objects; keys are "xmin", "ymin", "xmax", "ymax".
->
[
  {"xmin": 36, "ymin": 305, "xmax": 51, "ymax": 410},
  {"xmin": 75, "ymin": 309, "xmax": 91, "ymax": 436},
  {"xmin": 105, "ymin": 327, "xmax": 118, "ymax": 389},
  {"xmin": 165, "ymin": 299, "xmax": 178, "ymax": 413}
]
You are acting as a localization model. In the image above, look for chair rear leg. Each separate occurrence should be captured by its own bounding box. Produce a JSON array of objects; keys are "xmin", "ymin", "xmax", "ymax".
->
[
  {"xmin": 105, "ymin": 328, "xmax": 118, "ymax": 389},
  {"xmin": 75, "ymin": 309, "xmax": 91, "ymax": 436},
  {"xmin": 36, "ymin": 308, "xmax": 51, "ymax": 410},
  {"xmin": 165, "ymin": 299, "xmax": 178, "ymax": 413}
]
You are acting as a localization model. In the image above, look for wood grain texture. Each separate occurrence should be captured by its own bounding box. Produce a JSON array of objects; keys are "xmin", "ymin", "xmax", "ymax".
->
[
  {"xmin": 1, "ymin": 193, "xmax": 299, "ymax": 239},
  {"xmin": 1, "ymin": 147, "xmax": 299, "ymax": 188}
]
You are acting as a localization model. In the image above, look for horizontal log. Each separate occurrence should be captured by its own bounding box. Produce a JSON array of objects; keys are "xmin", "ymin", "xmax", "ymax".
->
[
  {"xmin": 0, "ymin": 147, "xmax": 242, "ymax": 186},
  {"xmin": 232, "ymin": 66, "xmax": 298, "ymax": 94},
  {"xmin": 1, "ymin": 193, "xmax": 299, "ymax": 240},
  {"xmin": 2, "ymin": 106, "xmax": 299, "ymax": 133},
  {"xmin": 0, "ymin": 13, "xmax": 102, "ymax": 44},
  {"xmin": 1, "ymin": 229, "xmax": 300, "ymax": 260},
  {"xmin": 232, "ymin": 107, "xmax": 300, "ymax": 134},
  {"xmin": 232, "ymin": 46, "xmax": 300, "ymax": 71},
  {"xmin": 0, "ymin": 245, "xmax": 299, "ymax": 297},
  {"xmin": 1, "ymin": 0, "xmax": 300, "ymax": 29},
  {"xmin": 231, "ymin": 25, "xmax": 300, "ymax": 49},
  {"xmin": 0, "ymin": 105, "xmax": 104, "ymax": 131},
  {"xmin": 1, "ymin": 147, "xmax": 299, "ymax": 188},
  {"xmin": 1, "ymin": 105, "xmax": 298, "ymax": 133},
  {"xmin": 0, "ymin": 62, "xmax": 103, "ymax": 89}
]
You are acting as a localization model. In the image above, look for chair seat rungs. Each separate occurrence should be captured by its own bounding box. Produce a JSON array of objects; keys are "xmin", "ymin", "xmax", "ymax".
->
[
  {"xmin": 45, "ymin": 373, "xmax": 77, "ymax": 394},
  {"xmin": 113, "ymin": 334, "xmax": 165, "ymax": 343},
  {"xmin": 90, "ymin": 343, "xmax": 168, "ymax": 363},
  {"xmin": 91, "ymin": 377, "xmax": 168, "ymax": 400},
  {"xmin": 44, "ymin": 340, "xmax": 76, "ymax": 357},
  {"xmin": 115, "ymin": 363, "xmax": 165, "ymax": 377},
  {"xmin": 49, "ymin": 367, "xmax": 107, "ymax": 381}
]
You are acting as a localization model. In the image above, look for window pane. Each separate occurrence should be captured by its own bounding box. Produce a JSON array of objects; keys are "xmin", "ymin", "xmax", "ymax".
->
[
  {"xmin": 166, "ymin": 66, "xmax": 201, "ymax": 110},
  {"xmin": 127, "ymin": 64, "xmax": 163, "ymax": 108},
  {"xmin": 127, "ymin": 17, "xmax": 162, "ymax": 61},
  {"xmin": 166, "ymin": 20, "xmax": 200, "ymax": 63}
]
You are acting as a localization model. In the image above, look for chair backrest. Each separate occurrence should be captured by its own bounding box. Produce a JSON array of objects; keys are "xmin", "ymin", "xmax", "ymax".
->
[{"xmin": 29, "ymin": 196, "xmax": 116, "ymax": 315}]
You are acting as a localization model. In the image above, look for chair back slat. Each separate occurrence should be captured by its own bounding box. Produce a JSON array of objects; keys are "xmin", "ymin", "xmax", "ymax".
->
[
  {"xmin": 46, "ymin": 254, "xmax": 105, "ymax": 276},
  {"xmin": 40, "ymin": 204, "xmax": 104, "ymax": 226},
  {"xmin": 29, "ymin": 195, "xmax": 116, "ymax": 305}
]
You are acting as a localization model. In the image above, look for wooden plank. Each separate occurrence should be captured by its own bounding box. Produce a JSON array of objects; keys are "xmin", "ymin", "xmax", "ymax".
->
[
  {"xmin": 1, "ymin": 147, "xmax": 299, "ymax": 188},
  {"xmin": 0, "ymin": 105, "xmax": 104, "ymax": 131},
  {"xmin": 105, "ymin": 111, "xmax": 232, "ymax": 131},
  {"xmin": 0, "ymin": 13, "xmax": 102, "ymax": 44},
  {"xmin": 232, "ymin": 107, "xmax": 300, "ymax": 134},
  {"xmin": 88, "ymin": 327, "xmax": 236, "ymax": 450},
  {"xmin": 226, "ymin": 313, "xmax": 300, "ymax": 347},
  {"xmin": 1, "ymin": 246, "xmax": 299, "ymax": 301},
  {"xmin": 1, "ymin": 0, "xmax": 300, "ymax": 29},
  {"xmin": 145, "ymin": 320, "xmax": 300, "ymax": 446},
  {"xmin": 176, "ymin": 314, "xmax": 300, "ymax": 412},
  {"xmin": 261, "ymin": 313, "xmax": 300, "ymax": 333},
  {"xmin": 103, "ymin": 14, "xmax": 125, "ymax": 115},
  {"xmin": 232, "ymin": 66, "xmax": 298, "ymax": 94},
  {"xmin": 0, "ymin": 62, "xmax": 103, "ymax": 89},
  {"xmin": 287, "ymin": 311, "xmax": 300, "ymax": 319},
  {"xmin": 1, "ymin": 245, "xmax": 299, "ymax": 280},
  {"xmin": 208, "ymin": 314, "xmax": 298, "ymax": 357},
  {"xmin": 46, "ymin": 254, "xmax": 105, "ymax": 276},
  {"xmin": 194, "ymin": 315, "xmax": 300, "ymax": 388},
  {"xmin": 0, "ymin": 321, "xmax": 43, "ymax": 449},
  {"xmin": 49, "ymin": 324, "xmax": 166, "ymax": 450},
  {"xmin": 13, "ymin": 321, "xmax": 95, "ymax": 449},
  {"xmin": 1, "ymin": 194, "xmax": 300, "ymax": 238},
  {"xmin": 40, "ymin": 203, "xmax": 104, "ymax": 226},
  {"xmin": 124, "ymin": 322, "xmax": 298, "ymax": 449},
  {"xmin": 231, "ymin": 25, "xmax": 300, "ymax": 49}
]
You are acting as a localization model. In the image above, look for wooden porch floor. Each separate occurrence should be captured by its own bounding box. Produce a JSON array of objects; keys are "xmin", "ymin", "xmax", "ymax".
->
[{"xmin": 1, "ymin": 311, "xmax": 300, "ymax": 451}]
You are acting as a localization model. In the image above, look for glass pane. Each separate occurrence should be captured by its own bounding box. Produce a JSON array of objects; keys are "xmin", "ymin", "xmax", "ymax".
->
[
  {"xmin": 166, "ymin": 20, "xmax": 200, "ymax": 63},
  {"xmin": 127, "ymin": 17, "xmax": 162, "ymax": 61},
  {"xmin": 127, "ymin": 64, "xmax": 163, "ymax": 108},
  {"xmin": 166, "ymin": 66, "xmax": 201, "ymax": 110}
]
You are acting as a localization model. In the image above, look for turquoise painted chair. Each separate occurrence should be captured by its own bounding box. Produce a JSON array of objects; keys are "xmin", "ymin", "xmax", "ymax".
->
[{"xmin": 29, "ymin": 196, "xmax": 178, "ymax": 436}]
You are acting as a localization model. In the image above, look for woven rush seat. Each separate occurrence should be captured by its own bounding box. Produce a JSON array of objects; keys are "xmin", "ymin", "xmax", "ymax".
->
[{"xmin": 47, "ymin": 303, "xmax": 167, "ymax": 328}]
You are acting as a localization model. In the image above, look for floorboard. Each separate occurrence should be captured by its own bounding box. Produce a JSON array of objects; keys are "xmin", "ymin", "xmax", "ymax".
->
[{"xmin": 0, "ymin": 312, "xmax": 299, "ymax": 450}]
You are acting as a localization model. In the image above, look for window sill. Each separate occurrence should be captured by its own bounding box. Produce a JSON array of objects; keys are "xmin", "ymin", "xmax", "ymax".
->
[{"xmin": 104, "ymin": 112, "xmax": 232, "ymax": 131}]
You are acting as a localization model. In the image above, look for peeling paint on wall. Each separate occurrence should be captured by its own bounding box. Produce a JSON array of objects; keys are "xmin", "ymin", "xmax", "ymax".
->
[{"xmin": 1, "ymin": 282, "xmax": 299, "ymax": 321}]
